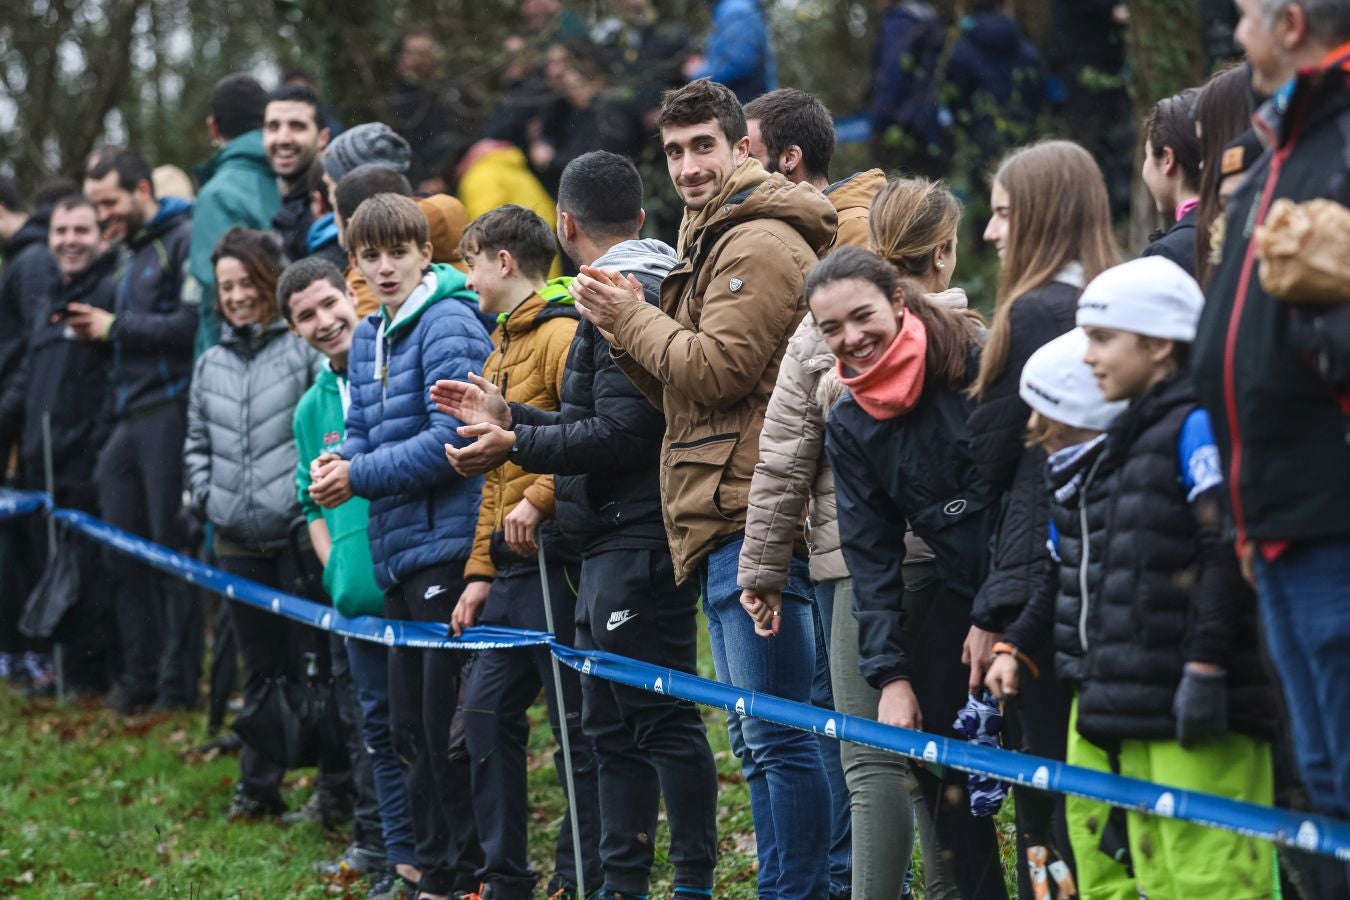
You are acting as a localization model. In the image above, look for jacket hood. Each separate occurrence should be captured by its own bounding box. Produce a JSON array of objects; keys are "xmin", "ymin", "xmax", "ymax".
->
[
  {"xmin": 218, "ymin": 316, "xmax": 292, "ymax": 352},
  {"xmin": 133, "ymin": 196, "xmax": 193, "ymax": 246},
  {"xmin": 825, "ymin": 168, "xmax": 887, "ymax": 217},
  {"xmin": 382, "ymin": 263, "xmax": 478, "ymax": 338},
  {"xmin": 677, "ymin": 158, "xmax": 837, "ymax": 258},
  {"xmin": 307, "ymin": 212, "xmax": 340, "ymax": 253},
  {"xmin": 3, "ymin": 216, "xmax": 49, "ymax": 261},
  {"xmin": 593, "ymin": 238, "xmax": 678, "ymax": 282},
  {"xmin": 501, "ymin": 278, "xmax": 581, "ymax": 335},
  {"xmin": 196, "ymin": 129, "xmax": 271, "ymax": 183},
  {"xmin": 963, "ymin": 12, "xmax": 1022, "ymax": 54},
  {"xmin": 419, "ymin": 194, "xmax": 469, "ymax": 269}
]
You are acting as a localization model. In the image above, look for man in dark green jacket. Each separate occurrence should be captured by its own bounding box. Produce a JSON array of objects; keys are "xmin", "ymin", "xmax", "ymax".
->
[{"xmin": 189, "ymin": 74, "xmax": 281, "ymax": 354}]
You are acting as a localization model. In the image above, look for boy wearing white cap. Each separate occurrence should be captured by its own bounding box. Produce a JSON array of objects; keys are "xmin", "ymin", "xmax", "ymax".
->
[
  {"xmin": 1061, "ymin": 258, "xmax": 1277, "ymax": 899},
  {"xmin": 986, "ymin": 327, "xmax": 1124, "ymax": 898}
]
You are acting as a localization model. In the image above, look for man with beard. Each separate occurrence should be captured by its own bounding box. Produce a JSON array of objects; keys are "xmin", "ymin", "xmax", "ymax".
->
[
  {"xmin": 81, "ymin": 148, "xmax": 203, "ymax": 715},
  {"xmin": 7, "ymin": 196, "xmax": 122, "ymax": 697},
  {"xmin": 266, "ymin": 83, "xmax": 331, "ymax": 264}
]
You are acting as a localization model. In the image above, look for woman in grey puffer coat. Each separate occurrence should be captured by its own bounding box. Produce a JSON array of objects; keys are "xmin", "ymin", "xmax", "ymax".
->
[{"xmin": 182, "ymin": 229, "xmax": 325, "ymax": 818}]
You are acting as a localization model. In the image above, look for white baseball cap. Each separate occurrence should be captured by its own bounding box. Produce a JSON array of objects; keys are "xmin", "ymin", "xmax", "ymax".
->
[
  {"xmin": 1020, "ymin": 328, "xmax": 1128, "ymax": 431},
  {"xmin": 1075, "ymin": 257, "xmax": 1205, "ymax": 343}
]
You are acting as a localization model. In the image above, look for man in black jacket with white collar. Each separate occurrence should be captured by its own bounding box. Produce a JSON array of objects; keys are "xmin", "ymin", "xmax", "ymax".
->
[{"xmin": 431, "ymin": 151, "xmax": 719, "ymax": 900}]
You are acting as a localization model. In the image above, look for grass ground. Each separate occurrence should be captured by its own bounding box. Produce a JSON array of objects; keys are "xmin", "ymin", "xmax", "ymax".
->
[{"xmin": 0, "ymin": 632, "xmax": 1017, "ymax": 899}]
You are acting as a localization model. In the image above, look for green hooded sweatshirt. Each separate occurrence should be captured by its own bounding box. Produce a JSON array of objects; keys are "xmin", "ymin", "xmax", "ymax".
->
[
  {"xmin": 189, "ymin": 129, "xmax": 282, "ymax": 356},
  {"xmin": 293, "ymin": 363, "xmax": 383, "ymax": 618}
]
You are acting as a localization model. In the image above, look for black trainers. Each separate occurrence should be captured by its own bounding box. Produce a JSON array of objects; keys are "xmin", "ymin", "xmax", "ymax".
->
[
  {"xmin": 227, "ymin": 784, "xmax": 285, "ymax": 821},
  {"xmin": 313, "ymin": 843, "xmax": 387, "ymax": 876}
]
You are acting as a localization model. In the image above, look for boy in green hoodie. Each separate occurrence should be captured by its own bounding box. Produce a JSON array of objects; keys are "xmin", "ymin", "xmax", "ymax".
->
[{"xmin": 284, "ymin": 257, "xmax": 417, "ymax": 896}]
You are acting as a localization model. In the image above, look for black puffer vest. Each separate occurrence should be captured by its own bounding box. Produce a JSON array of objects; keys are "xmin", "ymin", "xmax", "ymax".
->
[
  {"xmin": 1044, "ymin": 435, "xmax": 1111, "ymax": 684},
  {"xmin": 1077, "ymin": 374, "xmax": 1275, "ymax": 744}
]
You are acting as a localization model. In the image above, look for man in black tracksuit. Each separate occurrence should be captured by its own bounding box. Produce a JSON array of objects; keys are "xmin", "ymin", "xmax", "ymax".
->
[
  {"xmin": 2, "ymin": 196, "xmax": 122, "ymax": 695},
  {"xmin": 81, "ymin": 149, "xmax": 203, "ymax": 713},
  {"xmin": 436, "ymin": 152, "xmax": 719, "ymax": 899}
]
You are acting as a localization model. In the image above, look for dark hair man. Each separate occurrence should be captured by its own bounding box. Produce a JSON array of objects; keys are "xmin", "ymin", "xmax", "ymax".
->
[
  {"xmin": 82, "ymin": 147, "xmax": 203, "ymax": 715},
  {"xmin": 744, "ymin": 87, "xmax": 887, "ymax": 251},
  {"xmin": 266, "ymin": 83, "xmax": 332, "ymax": 264},
  {"xmin": 8, "ymin": 196, "xmax": 122, "ymax": 696},
  {"xmin": 432, "ymin": 150, "xmax": 720, "ymax": 899},
  {"xmin": 0, "ymin": 185, "xmax": 82, "ymax": 693},
  {"xmin": 564, "ymin": 78, "xmax": 839, "ymax": 898},
  {"xmin": 1193, "ymin": 0, "xmax": 1350, "ymax": 846},
  {"xmin": 190, "ymin": 73, "xmax": 281, "ymax": 354}
]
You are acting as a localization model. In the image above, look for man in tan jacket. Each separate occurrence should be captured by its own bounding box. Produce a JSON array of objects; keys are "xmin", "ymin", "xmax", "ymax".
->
[{"xmin": 568, "ymin": 77, "xmax": 838, "ymax": 899}]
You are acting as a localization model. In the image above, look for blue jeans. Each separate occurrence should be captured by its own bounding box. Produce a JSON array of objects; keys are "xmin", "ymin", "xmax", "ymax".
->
[
  {"xmin": 1255, "ymin": 541, "xmax": 1350, "ymax": 822},
  {"xmin": 346, "ymin": 637, "xmax": 417, "ymax": 868},
  {"xmin": 813, "ymin": 581, "xmax": 854, "ymax": 898},
  {"xmin": 702, "ymin": 536, "xmax": 830, "ymax": 899}
]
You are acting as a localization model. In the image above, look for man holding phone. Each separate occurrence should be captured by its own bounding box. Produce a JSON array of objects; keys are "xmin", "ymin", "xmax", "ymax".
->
[{"xmin": 2, "ymin": 195, "xmax": 121, "ymax": 697}]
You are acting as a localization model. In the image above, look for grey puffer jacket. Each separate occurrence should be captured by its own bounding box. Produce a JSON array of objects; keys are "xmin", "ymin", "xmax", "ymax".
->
[
  {"xmin": 184, "ymin": 318, "xmax": 322, "ymax": 552},
  {"xmin": 738, "ymin": 289, "xmax": 967, "ymax": 590}
]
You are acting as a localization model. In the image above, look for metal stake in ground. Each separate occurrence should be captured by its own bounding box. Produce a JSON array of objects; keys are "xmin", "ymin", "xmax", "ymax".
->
[
  {"xmin": 536, "ymin": 541, "xmax": 586, "ymax": 899},
  {"xmin": 41, "ymin": 412, "xmax": 65, "ymax": 705}
]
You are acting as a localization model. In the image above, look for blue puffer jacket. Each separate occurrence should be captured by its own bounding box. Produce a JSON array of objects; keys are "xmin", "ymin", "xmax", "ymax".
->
[{"xmin": 340, "ymin": 264, "xmax": 493, "ymax": 589}]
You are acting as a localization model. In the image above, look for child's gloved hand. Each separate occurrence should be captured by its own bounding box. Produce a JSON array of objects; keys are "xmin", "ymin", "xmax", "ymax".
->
[{"xmin": 1172, "ymin": 664, "xmax": 1228, "ymax": 748}]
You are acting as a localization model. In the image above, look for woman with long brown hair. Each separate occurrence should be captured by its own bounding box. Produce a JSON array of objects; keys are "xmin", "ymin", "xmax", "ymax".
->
[
  {"xmin": 1192, "ymin": 63, "xmax": 1256, "ymax": 286},
  {"xmin": 967, "ymin": 140, "xmax": 1120, "ymax": 894},
  {"xmin": 182, "ymin": 227, "xmax": 330, "ymax": 820}
]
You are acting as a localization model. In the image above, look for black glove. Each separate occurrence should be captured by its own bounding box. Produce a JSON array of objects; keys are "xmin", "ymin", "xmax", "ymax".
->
[{"xmin": 1172, "ymin": 667, "xmax": 1229, "ymax": 748}]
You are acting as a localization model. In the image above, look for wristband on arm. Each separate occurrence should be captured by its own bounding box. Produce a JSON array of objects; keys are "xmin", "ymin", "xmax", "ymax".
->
[{"xmin": 992, "ymin": 642, "xmax": 1041, "ymax": 680}]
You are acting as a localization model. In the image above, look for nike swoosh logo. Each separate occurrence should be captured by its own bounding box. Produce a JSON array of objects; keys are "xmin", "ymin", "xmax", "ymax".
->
[
  {"xmin": 424, "ymin": 585, "xmax": 447, "ymax": 599},
  {"xmin": 606, "ymin": 612, "xmax": 638, "ymax": 631}
]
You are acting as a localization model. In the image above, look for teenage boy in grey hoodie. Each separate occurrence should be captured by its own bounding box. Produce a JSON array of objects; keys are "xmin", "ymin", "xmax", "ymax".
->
[{"xmin": 431, "ymin": 152, "xmax": 718, "ymax": 900}]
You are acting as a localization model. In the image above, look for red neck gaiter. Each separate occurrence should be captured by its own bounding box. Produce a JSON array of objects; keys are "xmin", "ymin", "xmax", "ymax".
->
[{"xmin": 836, "ymin": 312, "xmax": 928, "ymax": 421}]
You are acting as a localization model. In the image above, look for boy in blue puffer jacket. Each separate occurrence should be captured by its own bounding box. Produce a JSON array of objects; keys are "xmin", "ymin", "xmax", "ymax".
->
[{"xmin": 309, "ymin": 192, "xmax": 492, "ymax": 897}]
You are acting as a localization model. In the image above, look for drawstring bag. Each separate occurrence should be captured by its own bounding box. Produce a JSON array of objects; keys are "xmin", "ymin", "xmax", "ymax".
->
[
  {"xmin": 232, "ymin": 651, "xmax": 347, "ymax": 770},
  {"xmin": 20, "ymin": 527, "xmax": 81, "ymax": 640}
]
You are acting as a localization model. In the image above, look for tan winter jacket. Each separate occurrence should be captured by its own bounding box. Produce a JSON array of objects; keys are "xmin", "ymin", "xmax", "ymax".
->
[
  {"xmin": 464, "ymin": 290, "xmax": 580, "ymax": 580},
  {"xmin": 738, "ymin": 290, "xmax": 970, "ymax": 591},
  {"xmin": 824, "ymin": 168, "xmax": 887, "ymax": 253},
  {"xmin": 610, "ymin": 159, "xmax": 837, "ymax": 583}
]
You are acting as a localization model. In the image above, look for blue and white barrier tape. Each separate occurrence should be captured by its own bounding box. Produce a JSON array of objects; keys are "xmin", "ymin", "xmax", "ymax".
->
[{"xmin": 4, "ymin": 490, "xmax": 1350, "ymax": 861}]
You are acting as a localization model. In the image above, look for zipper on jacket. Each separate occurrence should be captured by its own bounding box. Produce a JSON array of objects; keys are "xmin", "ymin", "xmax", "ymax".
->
[
  {"xmin": 668, "ymin": 431, "xmax": 738, "ymax": 451},
  {"xmin": 1221, "ymin": 128, "xmax": 1295, "ymax": 542},
  {"xmin": 1078, "ymin": 455, "xmax": 1105, "ymax": 653}
]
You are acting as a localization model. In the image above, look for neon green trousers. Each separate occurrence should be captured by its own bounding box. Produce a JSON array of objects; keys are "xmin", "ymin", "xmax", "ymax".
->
[{"xmin": 1065, "ymin": 694, "xmax": 1275, "ymax": 899}]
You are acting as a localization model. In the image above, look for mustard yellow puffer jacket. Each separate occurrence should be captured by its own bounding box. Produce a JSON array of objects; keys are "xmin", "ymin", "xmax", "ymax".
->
[{"xmin": 465, "ymin": 282, "xmax": 581, "ymax": 580}]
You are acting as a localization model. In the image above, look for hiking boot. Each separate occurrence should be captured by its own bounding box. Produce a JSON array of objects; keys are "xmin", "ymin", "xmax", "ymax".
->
[
  {"xmin": 313, "ymin": 843, "xmax": 387, "ymax": 876},
  {"xmin": 227, "ymin": 784, "xmax": 285, "ymax": 821},
  {"xmin": 283, "ymin": 786, "xmax": 354, "ymax": 828}
]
